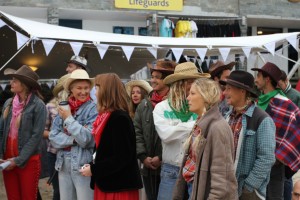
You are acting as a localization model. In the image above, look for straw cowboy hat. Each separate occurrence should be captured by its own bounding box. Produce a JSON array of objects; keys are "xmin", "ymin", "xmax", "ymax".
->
[
  {"xmin": 125, "ymin": 80, "xmax": 153, "ymax": 96},
  {"xmin": 209, "ymin": 60, "xmax": 235, "ymax": 78},
  {"xmin": 4, "ymin": 65, "xmax": 41, "ymax": 91},
  {"xmin": 64, "ymin": 69, "xmax": 94, "ymax": 93},
  {"xmin": 53, "ymin": 74, "xmax": 71, "ymax": 97},
  {"xmin": 219, "ymin": 70, "xmax": 258, "ymax": 98},
  {"xmin": 163, "ymin": 62, "xmax": 211, "ymax": 85},
  {"xmin": 251, "ymin": 62, "xmax": 282, "ymax": 83},
  {"xmin": 147, "ymin": 59, "xmax": 177, "ymax": 74}
]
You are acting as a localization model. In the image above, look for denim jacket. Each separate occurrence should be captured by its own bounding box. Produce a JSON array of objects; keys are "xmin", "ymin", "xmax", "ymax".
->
[
  {"xmin": 49, "ymin": 100, "xmax": 97, "ymax": 172},
  {"xmin": 225, "ymin": 104, "xmax": 276, "ymax": 198},
  {"xmin": 0, "ymin": 94, "xmax": 47, "ymax": 167}
]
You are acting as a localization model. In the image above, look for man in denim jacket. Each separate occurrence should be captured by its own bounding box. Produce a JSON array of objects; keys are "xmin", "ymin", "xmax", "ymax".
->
[{"xmin": 221, "ymin": 71, "xmax": 276, "ymax": 199}]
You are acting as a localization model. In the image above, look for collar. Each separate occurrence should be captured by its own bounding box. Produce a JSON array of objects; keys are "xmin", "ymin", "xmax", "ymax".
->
[{"xmin": 284, "ymin": 82, "xmax": 292, "ymax": 93}]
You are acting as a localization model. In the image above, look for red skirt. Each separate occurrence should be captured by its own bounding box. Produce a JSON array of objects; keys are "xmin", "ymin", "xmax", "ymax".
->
[{"xmin": 94, "ymin": 184, "xmax": 139, "ymax": 200}]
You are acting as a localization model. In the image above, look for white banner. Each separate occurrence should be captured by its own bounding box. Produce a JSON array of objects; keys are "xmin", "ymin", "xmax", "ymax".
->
[
  {"xmin": 286, "ymin": 35, "xmax": 299, "ymax": 51},
  {"xmin": 147, "ymin": 47, "xmax": 157, "ymax": 59},
  {"xmin": 96, "ymin": 44, "xmax": 109, "ymax": 59},
  {"xmin": 171, "ymin": 48, "xmax": 184, "ymax": 62},
  {"xmin": 121, "ymin": 46, "xmax": 135, "ymax": 61},
  {"xmin": 219, "ymin": 48, "xmax": 231, "ymax": 61},
  {"xmin": 242, "ymin": 47, "xmax": 252, "ymax": 58},
  {"xmin": 195, "ymin": 48, "xmax": 208, "ymax": 61},
  {"xmin": 42, "ymin": 39, "xmax": 56, "ymax": 56},
  {"xmin": 16, "ymin": 32, "xmax": 29, "ymax": 49},
  {"xmin": 264, "ymin": 41, "xmax": 275, "ymax": 56},
  {"xmin": 69, "ymin": 42, "xmax": 83, "ymax": 56}
]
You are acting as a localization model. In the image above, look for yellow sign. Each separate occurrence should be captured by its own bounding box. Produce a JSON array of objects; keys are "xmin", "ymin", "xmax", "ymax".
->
[{"xmin": 115, "ymin": 0, "xmax": 183, "ymax": 11}]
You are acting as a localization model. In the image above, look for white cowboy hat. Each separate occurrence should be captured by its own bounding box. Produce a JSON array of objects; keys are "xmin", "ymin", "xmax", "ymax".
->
[
  {"xmin": 64, "ymin": 69, "xmax": 94, "ymax": 93},
  {"xmin": 125, "ymin": 80, "xmax": 153, "ymax": 96}
]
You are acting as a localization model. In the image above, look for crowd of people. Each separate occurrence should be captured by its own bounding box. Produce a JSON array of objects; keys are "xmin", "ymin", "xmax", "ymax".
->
[{"xmin": 0, "ymin": 55, "xmax": 300, "ymax": 200}]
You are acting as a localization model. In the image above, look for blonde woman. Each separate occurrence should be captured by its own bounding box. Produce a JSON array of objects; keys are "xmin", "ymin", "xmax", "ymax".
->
[
  {"xmin": 153, "ymin": 62, "xmax": 210, "ymax": 200},
  {"xmin": 0, "ymin": 65, "xmax": 47, "ymax": 199},
  {"xmin": 125, "ymin": 80, "xmax": 152, "ymax": 119},
  {"xmin": 173, "ymin": 78, "xmax": 237, "ymax": 200}
]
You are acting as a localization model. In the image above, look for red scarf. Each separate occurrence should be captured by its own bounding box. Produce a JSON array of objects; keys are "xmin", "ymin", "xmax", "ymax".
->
[
  {"xmin": 92, "ymin": 112, "xmax": 111, "ymax": 148},
  {"xmin": 68, "ymin": 96, "xmax": 91, "ymax": 114},
  {"xmin": 150, "ymin": 90, "xmax": 169, "ymax": 108}
]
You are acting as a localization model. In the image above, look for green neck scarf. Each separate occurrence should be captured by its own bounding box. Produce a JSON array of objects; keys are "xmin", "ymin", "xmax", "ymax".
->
[
  {"xmin": 168, "ymin": 100, "xmax": 196, "ymax": 122},
  {"xmin": 258, "ymin": 88, "xmax": 286, "ymax": 110}
]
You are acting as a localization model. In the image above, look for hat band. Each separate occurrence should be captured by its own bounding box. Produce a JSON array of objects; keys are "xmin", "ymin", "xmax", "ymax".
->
[{"xmin": 227, "ymin": 79, "xmax": 252, "ymax": 90}]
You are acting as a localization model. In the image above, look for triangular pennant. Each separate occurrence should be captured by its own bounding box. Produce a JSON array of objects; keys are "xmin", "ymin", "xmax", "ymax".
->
[
  {"xmin": 286, "ymin": 35, "xmax": 299, "ymax": 52},
  {"xmin": 275, "ymin": 47, "xmax": 283, "ymax": 55},
  {"xmin": 219, "ymin": 48, "xmax": 231, "ymax": 61},
  {"xmin": 121, "ymin": 46, "xmax": 135, "ymax": 61},
  {"xmin": 42, "ymin": 39, "xmax": 56, "ymax": 56},
  {"xmin": 96, "ymin": 44, "xmax": 109, "ymax": 59},
  {"xmin": 16, "ymin": 32, "xmax": 29, "ymax": 49},
  {"xmin": 195, "ymin": 48, "xmax": 208, "ymax": 61},
  {"xmin": 242, "ymin": 47, "xmax": 252, "ymax": 58},
  {"xmin": 0, "ymin": 19, "xmax": 6, "ymax": 29},
  {"xmin": 171, "ymin": 48, "xmax": 184, "ymax": 62},
  {"xmin": 147, "ymin": 47, "xmax": 157, "ymax": 59},
  {"xmin": 69, "ymin": 42, "xmax": 83, "ymax": 56},
  {"xmin": 0, "ymin": 84, "xmax": 6, "ymax": 90},
  {"xmin": 264, "ymin": 41, "xmax": 275, "ymax": 56},
  {"xmin": 46, "ymin": 82, "xmax": 53, "ymax": 88}
]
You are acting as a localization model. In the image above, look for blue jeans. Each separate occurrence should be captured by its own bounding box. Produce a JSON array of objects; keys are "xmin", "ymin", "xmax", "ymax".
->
[
  {"xmin": 47, "ymin": 152, "xmax": 60, "ymax": 200},
  {"xmin": 157, "ymin": 163, "xmax": 180, "ymax": 200},
  {"xmin": 187, "ymin": 181, "xmax": 193, "ymax": 199},
  {"xmin": 58, "ymin": 153, "xmax": 93, "ymax": 200}
]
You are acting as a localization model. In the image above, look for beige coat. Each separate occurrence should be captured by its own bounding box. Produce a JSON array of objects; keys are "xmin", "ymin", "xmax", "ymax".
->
[{"xmin": 173, "ymin": 104, "xmax": 238, "ymax": 200}]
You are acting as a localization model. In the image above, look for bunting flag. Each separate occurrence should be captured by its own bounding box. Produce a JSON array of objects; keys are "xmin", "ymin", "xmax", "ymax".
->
[
  {"xmin": 286, "ymin": 35, "xmax": 299, "ymax": 51},
  {"xmin": 69, "ymin": 42, "xmax": 83, "ymax": 56},
  {"xmin": 242, "ymin": 47, "xmax": 252, "ymax": 58},
  {"xmin": 195, "ymin": 48, "xmax": 208, "ymax": 61},
  {"xmin": 46, "ymin": 82, "xmax": 53, "ymax": 88},
  {"xmin": 96, "ymin": 44, "xmax": 109, "ymax": 59},
  {"xmin": 42, "ymin": 39, "xmax": 56, "ymax": 56},
  {"xmin": 0, "ymin": 19, "xmax": 6, "ymax": 29},
  {"xmin": 219, "ymin": 48, "xmax": 231, "ymax": 61},
  {"xmin": 147, "ymin": 47, "xmax": 157, "ymax": 59},
  {"xmin": 16, "ymin": 32, "xmax": 29, "ymax": 49},
  {"xmin": 264, "ymin": 41, "xmax": 275, "ymax": 56},
  {"xmin": 171, "ymin": 48, "xmax": 184, "ymax": 62},
  {"xmin": 121, "ymin": 46, "xmax": 135, "ymax": 61},
  {"xmin": 0, "ymin": 84, "xmax": 6, "ymax": 90}
]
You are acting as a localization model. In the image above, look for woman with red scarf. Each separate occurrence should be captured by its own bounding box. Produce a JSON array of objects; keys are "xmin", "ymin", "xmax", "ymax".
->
[
  {"xmin": 49, "ymin": 69, "xmax": 98, "ymax": 200},
  {"xmin": 80, "ymin": 73, "xmax": 143, "ymax": 200}
]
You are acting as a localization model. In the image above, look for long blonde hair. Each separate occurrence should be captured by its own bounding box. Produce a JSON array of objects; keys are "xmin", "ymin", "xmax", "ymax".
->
[{"xmin": 167, "ymin": 79, "xmax": 189, "ymax": 111}]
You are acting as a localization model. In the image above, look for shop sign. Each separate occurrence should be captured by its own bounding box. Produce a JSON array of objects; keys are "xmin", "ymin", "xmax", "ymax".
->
[{"xmin": 115, "ymin": 0, "xmax": 183, "ymax": 11}]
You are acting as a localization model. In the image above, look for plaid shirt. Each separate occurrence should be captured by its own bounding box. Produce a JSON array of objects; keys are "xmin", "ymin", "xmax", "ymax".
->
[{"xmin": 266, "ymin": 94, "xmax": 300, "ymax": 171}]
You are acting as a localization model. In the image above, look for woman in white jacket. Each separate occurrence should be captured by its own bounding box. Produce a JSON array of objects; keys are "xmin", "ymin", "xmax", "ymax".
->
[{"xmin": 153, "ymin": 62, "xmax": 210, "ymax": 200}]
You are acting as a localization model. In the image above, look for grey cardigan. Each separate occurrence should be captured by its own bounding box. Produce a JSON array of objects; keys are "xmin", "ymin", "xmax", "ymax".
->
[{"xmin": 0, "ymin": 94, "xmax": 47, "ymax": 167}]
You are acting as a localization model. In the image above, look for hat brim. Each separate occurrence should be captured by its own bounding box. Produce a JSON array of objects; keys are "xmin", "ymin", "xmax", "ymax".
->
[
  {"xmin": 64, "ymin": 78, "xmax": 95, "ymax": 93},
  {"xmin": 67, "ymin": 60, "xmax": 87, "ymax": 70},
  {"xmin": 53, "ymin": 84, "xmax": 63, "ymax": 97},
  {"xmin": 4, "ymin": 69, "xmax": 41, "ymax": 91},
  {"xmin": 219, "ymin": 79, "xmax": 258, "ymax": 98},
  {"xmin": 163, "ymin": 73, "xmax": 211, "ymax": 85},
  {"xmin": 125, "ymin": 81, "xmax": 153, "ymax": 96},
  {"xmin": 210, "ymin": 62, "xmax": 235, "ymax": 77},
  {"xmin": 147, "ymin": 63, "xmax": 175, "ymax": 74}
]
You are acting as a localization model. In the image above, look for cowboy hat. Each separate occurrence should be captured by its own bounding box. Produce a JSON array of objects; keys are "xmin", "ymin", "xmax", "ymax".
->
[
  {"xmin": 251, "ymin": 62, "xmax": 282, "ymax": 83},
  {"xmin": 53, "ymin": 74, "xmax": 71, "ymax": 97},
  {"xmin": 64, "ymin": 69, "xmax": 94, "ymax": 93},
  {"xmin": 4, "ymin": 65, "xmax": 41, "ymax": 91},
  {"xmin": 219, "ymin": 70, "xmax": 258, "ymax": 98},
  {"xmin": 209, "ymin": 61, "xmax": 235, "ymax": 78},
  {"xmin": 125, "ymin": 80, "xmax": 153, "ymax": 96},
  {"xmin": 147, "ymin": 59, "xmax": 177, "ymax": 74},
  {"xmin": 163, "ymin": 62, "xmax": 211, "ymax": 85},
  {"xmin": 68, "ymin": 55, "xmax": 88, "ymax": 70}
]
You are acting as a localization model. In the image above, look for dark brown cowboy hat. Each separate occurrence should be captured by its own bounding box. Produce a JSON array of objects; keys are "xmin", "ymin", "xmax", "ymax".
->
[
  {"xmin": 147, "ymin": 59, "xmax": 177, "ymax": 74},
  {"xmin": 4, "ymin": 65, "xmax": 41, "ymax": 91},
  {"xmin": 251, "ymin": 62, "xmax": 282, "ymax": 83},
  {"xmin": 219, "ymin": 70, "xmax": 258, "ymax": 98},
  {"xmin": 209, "ymin": 61, "xmax": 235, "ymax": 79}
]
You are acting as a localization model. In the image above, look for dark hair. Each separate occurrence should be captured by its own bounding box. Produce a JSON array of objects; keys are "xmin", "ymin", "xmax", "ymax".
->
[
  {"xmin": 261, "ymin": 71, "xmax": 277, "ymax": 88},
  {"xmin": 280, "ymin": 70, "xmax": 287, "ymax": 81},
  {"xmin": 95, "ymin": 73, "xmax": 129, "ymax": 113}
]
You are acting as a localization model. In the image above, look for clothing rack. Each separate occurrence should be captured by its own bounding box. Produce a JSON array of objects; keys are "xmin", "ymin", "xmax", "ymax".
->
[{"xmin": 156, "ymin": 15, "xmax": 241, "ymax": 21}]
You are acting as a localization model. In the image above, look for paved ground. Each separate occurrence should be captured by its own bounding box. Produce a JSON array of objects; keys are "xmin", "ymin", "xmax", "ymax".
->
[{"xmin": 0, "ymin": 173, "xmax": 53, "ymax": 200}]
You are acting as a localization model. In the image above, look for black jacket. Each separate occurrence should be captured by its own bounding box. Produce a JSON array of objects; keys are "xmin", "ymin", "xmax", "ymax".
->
[{"xmin": 90, "ymin": 110, "xmax": 143, "ymax": 192}]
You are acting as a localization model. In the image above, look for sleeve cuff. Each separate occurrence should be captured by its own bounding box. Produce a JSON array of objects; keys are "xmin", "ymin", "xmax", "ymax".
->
[
  {"xmin": 138, "ymin": 154, "xmax": 147, "ymax": 163},
  {"xmin": 64, "ymin": 116, "xmax": 74, "ymax": 127}
]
